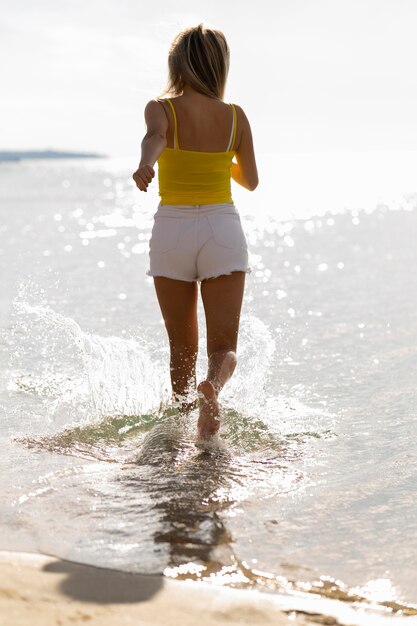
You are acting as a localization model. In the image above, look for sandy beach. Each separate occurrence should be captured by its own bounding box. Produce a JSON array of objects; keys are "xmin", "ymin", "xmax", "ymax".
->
[
  {"xmin": 1, "ymin": 551, "xmax": 416, "ymax": 626},
  {"xmin": 0, "ymin": 550, "xmax": 310, "ymax": 626}
]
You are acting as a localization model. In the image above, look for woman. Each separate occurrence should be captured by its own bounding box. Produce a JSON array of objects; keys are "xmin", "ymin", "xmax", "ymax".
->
[{"xmin": 132, "ymin": 24, "xmax": 258, "ymax": 439}]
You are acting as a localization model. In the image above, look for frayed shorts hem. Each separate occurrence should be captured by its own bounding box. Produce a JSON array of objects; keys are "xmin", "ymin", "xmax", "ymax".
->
[{"xmin": 146, "ymin": 266, "xmax": 252, "ymax": 283}]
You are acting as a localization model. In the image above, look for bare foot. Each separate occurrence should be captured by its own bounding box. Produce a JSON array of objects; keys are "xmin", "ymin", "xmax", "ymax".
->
[{"xmin": 197, "ymin": 380, "xmax": 220, "ymax": 440}]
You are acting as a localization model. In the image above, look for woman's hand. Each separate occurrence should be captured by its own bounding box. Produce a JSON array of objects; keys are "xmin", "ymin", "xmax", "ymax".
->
[{"xmin": 132, "ymin": 164, "xmax": 155, "ymax": 192}]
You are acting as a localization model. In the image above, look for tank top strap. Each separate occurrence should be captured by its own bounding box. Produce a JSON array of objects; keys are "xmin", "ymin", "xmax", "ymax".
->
[
  {"xmin": 226, "ymin": 103, "xmax": 237, "ymax": 152},
  {"xmin": 166, "ymin": 98, "xmax": 179, "ymax": 149}
]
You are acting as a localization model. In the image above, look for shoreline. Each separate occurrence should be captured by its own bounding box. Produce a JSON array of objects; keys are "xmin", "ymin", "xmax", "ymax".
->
[{"xmin": 1, "ymin": 551, "xmax": 415, "ymax": 626}]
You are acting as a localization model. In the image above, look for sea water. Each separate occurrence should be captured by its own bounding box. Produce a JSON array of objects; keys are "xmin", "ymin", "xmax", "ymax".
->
[{"xmin": 1, "ymin": 153, "xmax": 417, "ymax": 621}]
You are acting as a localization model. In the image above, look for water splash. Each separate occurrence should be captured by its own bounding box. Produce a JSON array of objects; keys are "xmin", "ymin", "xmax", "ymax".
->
[
  {"xmin": 8, "ymin": 282, "xmax": 333, "ymax": 460},
  {"xmin": 9, "ymin": 299, "xmax": 171, "ymax": 428},
  {"xmin": 219, "ymin": 315, "xmax": 276, "ymax": 414},
  {"xmin": 79, "ymin": 331, "xmax": 170, "ymax": 419},
  {"xmin": 10, "ymin": 285, "xmax": 290, "ymax": 416}
]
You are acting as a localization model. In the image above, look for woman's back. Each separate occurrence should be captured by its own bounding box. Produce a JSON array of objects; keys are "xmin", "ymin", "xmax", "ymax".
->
[{"xmin": 158, "ymin": 91, "xmax": 241, "ymax": 153}]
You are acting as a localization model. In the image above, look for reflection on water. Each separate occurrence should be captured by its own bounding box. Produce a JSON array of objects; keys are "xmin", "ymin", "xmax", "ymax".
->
[{"xmin": 138, "ymin": 425, "xmax": 235, "ymax": 569}]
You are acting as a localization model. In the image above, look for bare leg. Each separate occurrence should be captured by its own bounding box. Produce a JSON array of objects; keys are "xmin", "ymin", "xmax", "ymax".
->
[
  {"xmin": 153, "ymin": 277, "xmax": 198, "ymax": 412},
  {"xmin": 207, "ymin": 349, "xmax": 237, "ymax": 394},
  {"xmin": 197, "ymin": 272, "xmax": 245, "ymax": 439}
]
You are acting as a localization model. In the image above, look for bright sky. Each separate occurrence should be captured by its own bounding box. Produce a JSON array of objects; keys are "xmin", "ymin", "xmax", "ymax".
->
[{"xmin": 2, "ymin": 0, "xmax": 417, "ymax": 156}]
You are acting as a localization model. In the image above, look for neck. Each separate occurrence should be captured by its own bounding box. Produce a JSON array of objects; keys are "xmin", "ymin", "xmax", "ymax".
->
[{"xmin": 181, "ymin": 84, "xmax": 220, "ymax": 101}]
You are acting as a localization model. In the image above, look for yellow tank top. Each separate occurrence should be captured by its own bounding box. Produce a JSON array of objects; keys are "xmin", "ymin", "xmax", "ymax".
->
[{"xmin": 157, "ymin": 98, "xmax": 237, "ymax": 205}]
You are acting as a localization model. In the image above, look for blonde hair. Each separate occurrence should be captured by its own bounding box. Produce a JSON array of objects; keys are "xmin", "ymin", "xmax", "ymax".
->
[{"xmin": 159, "ymin": 24, "xmax": 230, "ymax": 101}]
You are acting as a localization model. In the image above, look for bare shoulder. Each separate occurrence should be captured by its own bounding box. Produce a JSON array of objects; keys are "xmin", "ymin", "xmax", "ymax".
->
[
  {"xmin": 231, "ymin": 104, "xmax": 254, "ymax": 151},
  {"xmin": 143, "ymin": 99, "xmax": 168, "ymax": 133},
  {"xmin": 144, "ymin": 99, "xmax": 167, "ymax": 115},
  {"xmin": 232, "ymin": 104, "xmax": 250, "ymax": 123}
]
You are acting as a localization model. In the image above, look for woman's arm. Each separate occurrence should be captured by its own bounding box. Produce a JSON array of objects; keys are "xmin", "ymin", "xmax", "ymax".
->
[
  {"xmin": 231, "ymin": 105, "xmax": 259, "ymax": 191},
  {"xmin": 132, "ymin": 100, "xmax": 168, "ymax": 192}
]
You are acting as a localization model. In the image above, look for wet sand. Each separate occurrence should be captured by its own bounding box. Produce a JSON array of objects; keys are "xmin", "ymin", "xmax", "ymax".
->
[
  {"xmin": 0, "ymin": 550, "xmax": 312, "ymax": 626},
  {"xmin": 1, "ymin": 551, "xmax": 415, "ymax": 626}
]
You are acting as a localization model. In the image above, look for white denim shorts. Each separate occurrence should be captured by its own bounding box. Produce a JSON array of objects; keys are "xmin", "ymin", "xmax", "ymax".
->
[{"xmin": 147, "ymin": 202, "xmax": 251, "ymax": 282}]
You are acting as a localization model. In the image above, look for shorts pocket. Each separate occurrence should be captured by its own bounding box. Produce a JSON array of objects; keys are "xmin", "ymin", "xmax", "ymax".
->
[
  {"xmin": 207, "ymin": 213, "xmax": 247, "ymax": 249},
  {"xmin": 149, "ymin": 217, "xmax": 181, "ymax": 253}
]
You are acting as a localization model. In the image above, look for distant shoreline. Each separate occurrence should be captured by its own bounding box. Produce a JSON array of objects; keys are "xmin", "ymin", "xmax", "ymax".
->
[{"xmin": 0, "ymin": 150, "xmax": 106, "ymax": 162}]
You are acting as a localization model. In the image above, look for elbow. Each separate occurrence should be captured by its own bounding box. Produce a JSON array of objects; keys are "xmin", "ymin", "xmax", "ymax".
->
[
  {"xmin": 142, "ymin": 131, "xmax": 166, "ymax": 146},
  {"xmin": 154, "ymin": 131, "xmax": 167, "ymax": 145},
  {"xmin": 247, "ymin": 168, "xmax": 259, "ymax": 191}
]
